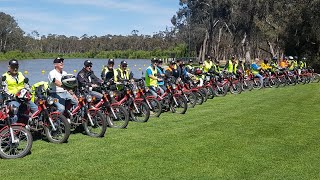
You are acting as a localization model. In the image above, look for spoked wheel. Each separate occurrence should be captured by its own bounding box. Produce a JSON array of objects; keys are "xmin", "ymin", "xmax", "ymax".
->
[
  {"xmin": 199, "ymin": 88, "xmax": 208, "ymax": 102},
  {"xmin": 252, "ymin": 79, "xmax": 263, "ymax": 90},
  {"xmin": 147, "ymin": 98, "xmax": 162, "ymax": 117},
  {"xmin": 205, "ymin": 86, "xmax": 215, "ymax": 99},
  {"xmin": 312, "ymin": 74, "xmax": 320, "ymax": 83},
  {"xmin": 170, "ymin": 95, "xmax": 188, "ymax": 114},
  {"xmin": 194, "ymin": 91, "xmax": 204, "ymax": 105},
  {"xmin": 269, "ymin": 78, "xmax": 279, "ymax": 88},
  {"xmin": 185, "ymin": 92, "xmax": 197, "ymax": 108},
  {"xmin": 229, "ymin": 82, "xmax": 242, "ymax": 94},
  {"xmin": 242, "ymin": 80, "xmax": 253, "ymax": 91},
  {"xmin": 0, "ymin": 126, "xmax": 33, "ymax": 159},
  {"xmin": 278, "ymin": 77, "xmax": 287, "ymax": 87},
  {"xmin": 213, "ymin": 85, "xmax": 227, "ymax": 97},
  {"xmin": 83, "ymin": 110, "xmax": 107, "ymax": 138},
  {"xmin": 44, "ymin": 113, "xmax": 70, "ymax": 143},
  {"xmin": 108, "ymin": 105, "xmax": 129, "ymax": 128},
  {"xmin": 130, "ymin": 102, "xmax": 150, "ymax": 123}
]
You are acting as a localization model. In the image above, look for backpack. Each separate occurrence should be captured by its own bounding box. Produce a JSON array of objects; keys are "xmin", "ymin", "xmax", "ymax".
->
[{"xmin": 31, "ymin": 81, "xmax": 49, "ymax": 102}]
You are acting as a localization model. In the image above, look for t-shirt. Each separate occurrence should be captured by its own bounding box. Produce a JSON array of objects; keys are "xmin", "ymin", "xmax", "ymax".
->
[{"xmin": 48, "ymin": 69, "xmax": 67, "ymax": 93}]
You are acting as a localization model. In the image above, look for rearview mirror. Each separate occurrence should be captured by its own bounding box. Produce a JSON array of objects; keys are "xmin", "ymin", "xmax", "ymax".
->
[{"xmin": 1, "ymin": 76, "xmax": 6, "ymax": 81}]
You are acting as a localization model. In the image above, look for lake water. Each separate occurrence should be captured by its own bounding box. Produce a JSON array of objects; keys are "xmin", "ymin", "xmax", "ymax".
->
[{"xmin": 0, "ymin": 59, "xmax": 152, "ymax": 85}]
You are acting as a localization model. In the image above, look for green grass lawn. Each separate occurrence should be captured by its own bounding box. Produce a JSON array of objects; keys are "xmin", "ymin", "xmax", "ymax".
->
[{"xmin": 1, "ymin": 83, "xmax": 320, "ymax": 179}]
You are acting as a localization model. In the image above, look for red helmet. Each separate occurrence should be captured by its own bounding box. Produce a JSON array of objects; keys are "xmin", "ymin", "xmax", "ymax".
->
[
  {"xmin": 16, "ymin": 88, "xmax": 31, "ymax": 102},
  {"xmin": 195, "ymin": 69, "xmax": 202, "ymax": 75}
]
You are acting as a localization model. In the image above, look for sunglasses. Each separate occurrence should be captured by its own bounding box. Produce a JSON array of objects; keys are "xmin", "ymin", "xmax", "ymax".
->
[{"xmin": 86, "ymin": 65, "xmax": 92, "ymax": 68}]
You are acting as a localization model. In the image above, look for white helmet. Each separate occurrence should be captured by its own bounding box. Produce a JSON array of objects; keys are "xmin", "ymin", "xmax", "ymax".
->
[
  {"xmin": 61, "ymin": 74, "xmax": 77, "ymax": 89},
  {"xmin": 288, "ymin": 56, "xmax": 294, "ymax": 60}
]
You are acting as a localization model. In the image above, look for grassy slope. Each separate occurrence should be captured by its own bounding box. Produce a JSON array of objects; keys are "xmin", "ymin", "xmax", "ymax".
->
[{"xmin": 1, "ymin": 84, "xmax": 320, "ymax": 179}]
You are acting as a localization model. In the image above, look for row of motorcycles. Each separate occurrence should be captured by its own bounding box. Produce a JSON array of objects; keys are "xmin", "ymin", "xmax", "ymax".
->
[{"xmin": 1, "ymin": 67, "xmax": 318, "ymax": 159}]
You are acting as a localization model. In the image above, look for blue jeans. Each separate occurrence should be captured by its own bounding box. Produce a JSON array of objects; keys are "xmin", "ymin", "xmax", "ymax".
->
[
  {"xmin": 255, "ymin": 74, "xmax": 264, "ymax": 84},
  {"xmin": 148, "ymin": 86, "xmax": 164, "ymax": 98},
  {"xmin": 90, "ymin": 91, "xmax": 103, "ymax": 101},
  {"xmin": 51, "ymin": 92, "xmax": 78, "ymax": 113},
  {"xmin": 9, "ymin": 100, "xmax": 38, "ymax": 123}
]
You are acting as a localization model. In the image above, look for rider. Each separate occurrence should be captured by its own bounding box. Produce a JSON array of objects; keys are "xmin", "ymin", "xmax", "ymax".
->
[
  {"xmin": 261, "ymin": 58, "xmax": 272, "ymax": 71},
  {"xmin": 203, "ymin": 55, "xmax": 213, "ymax": 73},
  {"xmin": 156, "ymin": 59, "xmax": 166, "ymax": 92},
  {"xmin": 101, "ymin": 59, "xmax": 115, "ymax": 82},
  {"xmin": 145, "ymin": 58, "xmax": 163, "ymax": 97},
  {"xmin": 1, "ymin": 59, "xmax": 38, "ymax": 123},
  {"xmin": 77, "ymin": 60, "xmax": 103, "ymax": 100},
  {"xmin": 48, "ymin": 57, "xmax": 78, "ymax": 113},
  {"xmin": 165, "ymin": 60, "xmax": 177, "ymax": 79},
  {"xmin": 114, "ymin": 60, "xmax": 134, "ymax": 83},
  {"xmin": 185, "ymin": 59, "xmax": 194, "ymax": 73},
  {"xmin": 251, "ymin": 58, "xmax": 263, "ymax": 84},
  {"xmin": 225, "ymin": 55, "xmax": 235, "ymax": 74}
]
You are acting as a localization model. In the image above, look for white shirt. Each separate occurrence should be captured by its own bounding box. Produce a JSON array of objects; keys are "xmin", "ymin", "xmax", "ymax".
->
[{"xmin": 48, "ymin": 69, "xmax": 67, "ymax": 93}]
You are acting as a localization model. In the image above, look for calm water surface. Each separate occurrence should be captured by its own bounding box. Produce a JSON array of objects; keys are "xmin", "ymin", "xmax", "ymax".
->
[{"xmin": 0, "ymin": 59, "xmax": 151, "ymax": 85}]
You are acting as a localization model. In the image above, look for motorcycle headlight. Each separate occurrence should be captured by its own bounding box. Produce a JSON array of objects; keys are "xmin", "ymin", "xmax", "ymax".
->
[
  {"xmin": 109, "ymin": 91, "xmax": 114, "ymax": 98},
  {"xmin": 206, "ymin": 76, "xmax": 210, "ymax": 81},
  {"xmin": 9, "ymin": 104, "xmax": 18, "ymax": 115},
  {"xmin": 86, "ymin": 94, "xmax": 92, "ymax": 102},
  {"xmin": 47, "ymin": 96, "xmax": 54, "ymax": 105},
  {"xmin": 133, "ymin": 89, "xmax": 138, "ymax": 96},
  {"xmin": 172, "ymin": 84, "xmax": 176, "ymax": 89}
]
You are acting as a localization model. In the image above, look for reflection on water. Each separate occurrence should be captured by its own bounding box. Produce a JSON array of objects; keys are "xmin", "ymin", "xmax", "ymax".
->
[{"xmin": 0, "ymin": 59, "xmax": 151, "ymax": 85}]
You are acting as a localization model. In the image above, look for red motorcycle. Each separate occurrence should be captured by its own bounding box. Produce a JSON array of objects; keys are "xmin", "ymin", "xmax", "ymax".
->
[
  {"xmin": 63, "ymin": 86, "xmax": 107, "ymax": 137},
  {"xmin": 0, "ymin": 76, "xmax": 32, "ymax": 159},
  {"xmin": 114, "ymin": 80, "xmax": 150, "ymax": 122},
  {"xmin": 93, "ymin": 82, "xmax": 129, "ymax": 129},
  {"xmin": 134, "ymin": 79, "xmax": 162, "ymax": 117}
]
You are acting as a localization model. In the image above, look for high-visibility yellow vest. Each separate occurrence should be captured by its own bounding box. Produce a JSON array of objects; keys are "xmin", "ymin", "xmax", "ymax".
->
[
  {"xmin": 145, "ymin": 66, "xmax": 158, "ymax": 87},
  {"xmin": 227, "ymin": 60, "xmax": 233, "ymax": 73},
  {"xmin": 204, "ymin": 60, "xmax": 213, "ymax": 73},
  {"xmin": 31, "ymin": 81, "xmax": 49, "ymax": 102},
  {"xmin": 2, "ymin": 72, "xmax": 25, "ymax": 95},
  {"xmin": 114, "ymin": 68, "xmax": 130, "ymax": 82}
]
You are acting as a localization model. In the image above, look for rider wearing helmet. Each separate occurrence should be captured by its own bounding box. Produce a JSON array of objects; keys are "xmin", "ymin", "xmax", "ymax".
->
[
  {"xmin": 145, "ymin": 58, "xmax": 164, "ymax": 97},
  {"xmin": 261, "ymin": 58, "xmax": 272, "ymax": 71},
  {"xmin": 77, "ymin": 60, "xmax": 103, "ymax": 100},
  {"xmin": 48, "ymin": 58, "xmax": 78, "ymax": 113},
  {"xmin": 1, "ymin": 59, "xmax": 38, "ymax": 123},
  {"xmin": 185, "ymin": 59, "xmax": 194, "ymax": 73},
  {"xmin": 270, "ymin": 57, "xmax": 278, "ymax": 72},
  {"xmin": 101, "ymin": 59, "xmax": 115, "ymax": 82},
  {"xmin": 114, "ymin": 60, "xmax": 134, "ymax": 83},
  {"xmin": 225, "ymin": 55, "xmax": 236, "ymax": 74},
  {"xmin": 251, "ymin": 58, "xmax": 263, "ymax": 84},
  {"xmin": 203, "ymin": 55, "xmax": 213, "ymax": 73},
  {"xmin": 156, "ymin": 59, "xmax": 166, "ymax": 92}
]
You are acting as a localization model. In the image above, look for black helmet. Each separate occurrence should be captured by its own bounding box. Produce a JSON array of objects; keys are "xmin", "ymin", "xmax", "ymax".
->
[
  {"xmin": 9, "ymin": 59, "xmax": 19, "ymax": 67},
  {"xmin": 84, "ymin": 60, "xmax": 93, "ymax": 67},
  {"xmin": 108, "ymin": 59, "xmax": 114, "ymax": 64},
  {"xmin": 120, "ymin": 60, "xmax": 128, "ymax": 67},
  {"xmin": 169, "ymin": 60, "xmax": 176, "ymax": 65},
  {"xmin": 294, "ymin": 56, "xmax": 298, "ymax": 60},
  {"xmin": 189, "ymin": 59, "xmax": 193, "ymax": 63},
  {"xmin": 272, "ymin": 57, "xmax": 278, "ymax": 61},
  {"xmin": 151, "ymin": 58, "xmax": 158, "ymax": 63},
  {"xmin": 61, "ymin": 74, "xmax": 78, "ymax": 89}
]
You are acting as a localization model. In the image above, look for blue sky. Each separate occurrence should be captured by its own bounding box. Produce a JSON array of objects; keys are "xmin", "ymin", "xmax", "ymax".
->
[{"xmin": 0, "ymin": 0, "xmax": 180, "ymax": 37}]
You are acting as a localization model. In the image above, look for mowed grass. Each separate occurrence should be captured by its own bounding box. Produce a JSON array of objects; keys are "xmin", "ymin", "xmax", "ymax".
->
[{"xmin": 1, "ymin": 83, "xmax": 320, "ymax": 179}]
